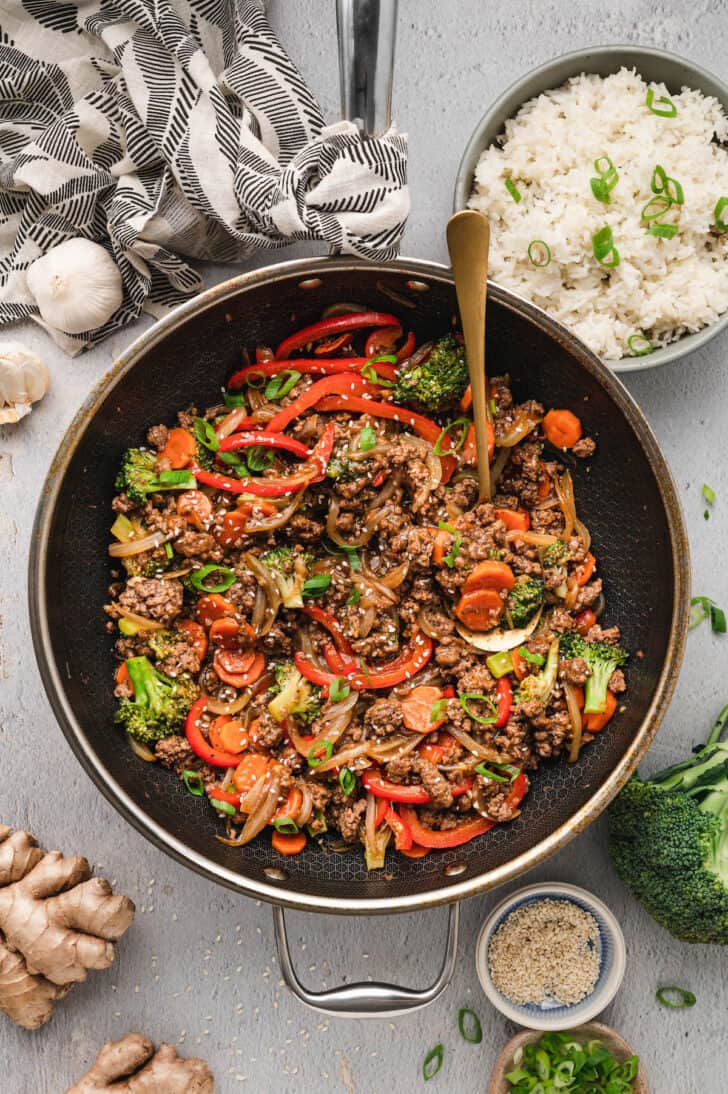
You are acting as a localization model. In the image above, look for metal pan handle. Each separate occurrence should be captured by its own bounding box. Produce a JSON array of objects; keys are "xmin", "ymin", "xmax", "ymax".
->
[
  {"xmin": 272, "ymin": 902, "xmax": 459, "ymax": 1018},
  {"xmin": 336, "ymin": 0, "xmax": 398, "ymax": 136}
]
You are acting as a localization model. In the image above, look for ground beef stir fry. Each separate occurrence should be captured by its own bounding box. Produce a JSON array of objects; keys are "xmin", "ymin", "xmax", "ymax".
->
[{"xmin": 105, "ymin": 309, "xmax": 627, "ymax": 866}]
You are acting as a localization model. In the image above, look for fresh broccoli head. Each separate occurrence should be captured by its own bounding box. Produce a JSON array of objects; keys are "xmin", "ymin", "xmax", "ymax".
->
[
  {"xmin": 261, "ymin": 547, "xmax": 312, "ymax": 609},
  {"xmin": 392, "ymin": 334, "xmax": 468, "ymax": 413},
  {"xmin": 115, "ymin": 448, "xmax": 196, "ymax": 506},
  {"xmin": 542, "ymin": 540, "xmax": 570, "ymax": 568},
  {"xmin": 115, "ymin": 656, "xmax": 199, "ymax": 744},
  {"xmin": 268, "ymin": 663, "xmax": 323, "ymax": 725},
  {"xmin": 516, "ymin": 638, "xmax": 559, "ymax": 708},
  {"xmin": 559, "ymin": 632, "xmax": 628, "ymax": 714},
  {"xmin": 507, "ymin": 577, "xmax": 544, "ymax": 628},
  {"xmin": 147, "ymin": 628, "xmax": 183, "ymax": 661},
  {"xmin": 609, "ymin": 704, "xmax": 728, "ymax": 944}
]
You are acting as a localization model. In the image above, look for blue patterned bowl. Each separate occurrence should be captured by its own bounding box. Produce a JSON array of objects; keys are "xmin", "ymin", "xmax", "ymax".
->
[{"xmin": 475, "ymin": 882, "xmax": 626, "ymax": 1030}]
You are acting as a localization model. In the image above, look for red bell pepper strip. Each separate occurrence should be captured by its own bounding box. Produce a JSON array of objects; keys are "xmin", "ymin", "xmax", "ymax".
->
[
  {"xmin": 296, "ymin": 629, "xmax": 433, "ymax": 691},
  {"xmin": 504, "ymin": 771, "xmax": 528, "ymax": 811},
  {"xmin": 264, "ymin": 374, "xmax": 383, "ymax": 435},
  {"xmin": 193, "ymin": 422, "xmax": 335, "ymax": 498},
  {"xmin": 185, "ymin": 697, "xmax": 243, "ymax": 768},
  {"xmin": 361, "ymin": 770, "xmax": 473, "ymax": 805},
  {"xmin": 364, "ymin": 325, "xmax": 402, "ymax": 359},
  {"xmin": 375, "ymin": 797, "xmax": 389, "ymax": 827},
  {"xmin": 314, "ymin": 395, "xmax": 457, "ymax": 483},
  {"xmin": 217, "ymin": 431, "xmax": 310, "ymax": 458},
  {"xmin": 208, "ymin": 786, "xmax": 241, "ymax": 807},
  {"xmin": 396, "ymin": 331, "xmax": 416, "ymax": 362},
  {"xmin": 303, "ymin": 605, "xmax": 355, "ymax": 656},
  {"xmin": 227, "ymin": 357, "xmax": 398, "ymax": 390},
  {"xmin": 495, "ymin": 677, "xmax": 512, "ymax": 729},
  {"xmin": 276, "ymin": 312, "xmax": 400, "ymax": 360},
  {"xmin": 399, "ymin": 806, "xmax": 495, "ymax": 849},
  {"xmin": 385, "ymin": 806, "xmax": 413, "ymax": 850},
  {"xmin": 294, "ymin": 651, "xmax": 337, "ymax": 688}
]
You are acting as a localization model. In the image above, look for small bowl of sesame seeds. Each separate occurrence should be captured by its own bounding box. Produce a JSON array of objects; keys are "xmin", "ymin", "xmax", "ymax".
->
[{"xmin": 475, "ymin": 882, "xmax": 626, "ymax": 1030}]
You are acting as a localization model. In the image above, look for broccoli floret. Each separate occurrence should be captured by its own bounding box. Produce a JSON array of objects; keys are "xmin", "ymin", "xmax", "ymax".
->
[
  {"xmin": 326, "ymin": 448, "xmax": 363, "ymax": 482},
  {"xmin": 268, "ymin": 663, "xmax": 323, "ymax": 725},
  {"xmin": 559, "ymin": 632, "xmax": 628, "ymax": 714},
  {"xmin": 542, "ymin": 541, "xmax": 570, "ymax": 568},
  {"xmin": 147, "ymin": 629, "xmax": 182, "ymax": 661},
  {"xmin": 507, "ymin": 577, "xmax": 544, "ymax": 628},
  {"xmin": 516, "ymin": 638, "xmax": 559, "ymax": 708},
  {"xmin": 609, "ymin": 705, "xmax": 728, "ymax": 944},
  {"xmin": 115, "ymin": 656, "xmax": 199, "ymax": 744},
  {"xmin": 261, "ymin": 547, "xmax": 312, "ymax": 609},
  {"xmin": 393, "ymin": 334, "xmax": 468, "ymax": 413},
  {"xmin": 115, "ymin": 448, "xmax": 196, "ymax": 505}
]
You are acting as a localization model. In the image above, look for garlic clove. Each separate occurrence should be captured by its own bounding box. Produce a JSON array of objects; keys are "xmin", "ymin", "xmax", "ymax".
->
[
  {"xmin": 26, "ymin": 239, "xmax": 124, "ymax": 335},
  {"xmin": 0, "ymin": 342, "xmax": 49, "ymax": 425}
]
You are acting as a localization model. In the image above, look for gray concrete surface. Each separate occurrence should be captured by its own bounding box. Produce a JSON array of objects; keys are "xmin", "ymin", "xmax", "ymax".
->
[{"xmin": 1, "ymin": 1, "xmax": 726, "ymax": 1090}]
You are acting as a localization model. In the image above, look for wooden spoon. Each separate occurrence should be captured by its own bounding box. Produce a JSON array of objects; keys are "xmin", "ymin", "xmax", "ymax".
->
[{"xmin": 446, "ymin": 210, "xmax": 491, "ymax": 502}]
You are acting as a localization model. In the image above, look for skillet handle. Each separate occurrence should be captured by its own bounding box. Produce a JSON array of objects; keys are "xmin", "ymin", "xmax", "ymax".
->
[
  {"xmin": 272, "ymin": 902, "xmax": 459, "ymax": 1018},
  {"xmin": 336, "ymin": 0, "xmax": 398, "ymax": 136}
]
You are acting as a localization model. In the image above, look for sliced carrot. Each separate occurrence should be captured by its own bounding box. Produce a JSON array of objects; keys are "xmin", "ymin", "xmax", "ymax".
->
[
  {"xmin": 159, "ymin": 427, "xmax": 196, "ymax": 469},
  {"xmin": 455, "ymin": 588, "xmax": 503, "ymax": 631},
  {"xmin": 511, "ymin": 648, "xmax": 527, "ymax": 681},
  {"xmin": 572, "ymin": 685, "xmax": 618, "ymax": 733},
  {"xmin": 216, "ymin": 510, "xmax": 249, "ymax": 548},
  {"xmin": 418, "ymin": 731, "xmax": 456, "ymax": 765},
  {"xmin": 495, "ymin": 507, "xmax": 530, "ymax": 532},
  {"xmin": 460, "ymin": 384, "xmax": 472, "ymax": 412},
  {"xmin": 177, "ymin": 618, "xmax": 209, "ymax": 661},
  {"xmin": 463, "ymin": 560, "xmax": 515, "ymax": 594},
  {"xmin": 575, "ymin": 552, "xmax": 596, "ymax": 587},
  {"xmin": 402, "ymin": 685, "xmax": 447, "ymax": 734},
  {"xmin": 275, "ymin": 788, "xmax": 303, "ymax": 822},
  {"xmin": 209, "ymin": 617, "xmax": 242, "ymax": 648},
  {"xmin": 232, "ymin": 752, "xmax": 271, "ymax": 794},
  {"xmin": 543, "ymin": 409, "xmax": 582, "ymax": 450},
  {"xmin": 400, "ymin": 844, "xmax": 430, "ymax": 859},
  {"xmin": 272, "ymin": 831, "xmax": 307, "ymax": 855},
  {"xmin": 461, "ymin": 420, "xmax": 495, "ymax": 464},
  {"xmin": 537, "ymin": 474, "xmax": 551, "ymax": 499},
  {"xmin": 115, "ymin": 663, "xmax": 130, "ymax": 687},
  {"xmin": 214, "ymin": 649, "xmax": 265, "ymax": 688},
  {"xmin": 196, "ymin": 594, "xmax": 236, "ymax": 628},
  {"xmin": 209, "ymin": 716, "xmax": 248, "ymax": 756},
  {"xmin": 432, "ymin": 526, "xmax": 454, "ymax": 568},
  {"xmin": 177, "ymin": 490, "xmax": 212, "ymax": 529}
]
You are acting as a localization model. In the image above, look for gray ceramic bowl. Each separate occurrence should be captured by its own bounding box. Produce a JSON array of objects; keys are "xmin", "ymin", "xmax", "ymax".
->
[{"xmin": 453, "ymin": 45, "xmax": 728, "ymax": 373}]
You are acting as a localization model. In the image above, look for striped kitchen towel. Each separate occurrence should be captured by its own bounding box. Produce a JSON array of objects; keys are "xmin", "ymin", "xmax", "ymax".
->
[{"xmin": 0, "ymin": 0, "xmax": 409, "ymax": 354}]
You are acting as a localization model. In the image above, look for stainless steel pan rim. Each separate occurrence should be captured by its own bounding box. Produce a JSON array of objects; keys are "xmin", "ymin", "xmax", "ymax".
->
[{"xmin": 29, "ymin": 254, "xmax": 690, "ymax": 916}]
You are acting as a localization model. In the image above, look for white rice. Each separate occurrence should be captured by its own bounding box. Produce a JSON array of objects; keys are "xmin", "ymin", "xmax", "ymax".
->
[{"xmin": 468, "ymin": 68, "xmax": 728, "ymax": 360}]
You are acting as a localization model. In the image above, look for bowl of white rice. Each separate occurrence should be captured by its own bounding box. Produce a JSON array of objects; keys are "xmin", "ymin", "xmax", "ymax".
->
[{"xmin": 454, "ymin": 46, "xmax": 728, "ymax": 370}]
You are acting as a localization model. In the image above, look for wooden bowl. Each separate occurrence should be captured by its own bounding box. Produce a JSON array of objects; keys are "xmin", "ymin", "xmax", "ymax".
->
[{"xmin": 488, "ymin": 1021, "xmax": 649, "ymax": 1094}]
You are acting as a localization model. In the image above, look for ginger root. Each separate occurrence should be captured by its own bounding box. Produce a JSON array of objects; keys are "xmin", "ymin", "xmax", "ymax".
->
[
  {"xmin": 67, "ymin": 1033, "xmax": 215, "ymax": 1093},
  {"xmin": 0, "ymin": 825, "xmax": 135, "ymax": 1029}
]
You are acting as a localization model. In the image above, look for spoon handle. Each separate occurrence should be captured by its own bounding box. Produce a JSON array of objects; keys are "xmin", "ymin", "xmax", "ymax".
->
[{"xmin": 447, "ymin": 210, "xmax": 491, "ymax": 502}]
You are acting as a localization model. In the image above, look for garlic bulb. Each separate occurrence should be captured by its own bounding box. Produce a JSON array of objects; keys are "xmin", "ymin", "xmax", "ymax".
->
[
  {"xmin": 26, "ymin": 239, "xmax": 123, "ymax": 335},
  {"xmin": 0, "ymin": 342, "xmax": 49, "ymax": 424}
]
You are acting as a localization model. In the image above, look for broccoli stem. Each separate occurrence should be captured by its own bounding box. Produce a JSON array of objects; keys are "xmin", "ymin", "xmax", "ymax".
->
[{"xmin": 583, "ymin": 661, "xmax": 613, "ymax": 714}]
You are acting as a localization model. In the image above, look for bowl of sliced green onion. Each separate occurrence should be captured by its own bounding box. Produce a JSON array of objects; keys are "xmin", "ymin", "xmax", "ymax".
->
[
  {"xmin": 454, "ymin": 45, "xmax": 728, "ymax": 371},
  {"xmin": 488, "ymin": 1022, "xmax": 648, "ymax": 1094}
]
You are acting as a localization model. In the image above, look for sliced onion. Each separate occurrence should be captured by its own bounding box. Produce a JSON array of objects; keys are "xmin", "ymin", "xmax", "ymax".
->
[
  {"xmin": 161, "ymin": 567, "xmax": 192, "ymax": 580},
  {"xmin": 112, "ymin": 605, "xmax": 166, "ymax": 632},
  {"xmin": 245, "ymin": 491, "xmax": 305, "ymax": 533},
  {"xmin": 490, "ymin": 447, "xmax": 511, "ymax": 489},
  {"xmin": 358, "ymin": 606, "xmax": 376, "ymax": 638},
  {"xmin": 206, "ymin": 692, "xmax": 250, "ymax": 717},
  {"xmin": 417, "ymin": 606, "xmax": 450, "ymax": 641},
  {"xmin": 496, "ymin": 407, "xmax": 542, "ymax": 448},
  {"xmin": 365, "ymin": 791, "xmax": 377, "ymax": 851},
  {"xmin": 244, "ymin": 553, "xmax": 281, "ymax": 635},
  {"xmin": 239, "ymin": 772, "xmax": 282, "ymax": 844},
  {"xmin": 327, "ymin": 497, "xmax": 377, "ymax": 549},
  {"xmin": 296, "ymin": 782, "xmax": 314, "ymax": 828},
  {"xmin": 371, "ymin": 469, "xmax": 403, "ymax": 509},
  {"xmin": 555, "ymin": 471, "xmax": 577, "ymax": 543},
  {"xmin": 367, "ymin": 733, "xmax": 424, "ymax": 761},
  {"xmin": 239, "ymin": 773, "xmax": 270, "ymax": 815},
  {"xmin": 592, "ymin": 593, "xmax": 605, "ymax": 620},
  {"xmin": 456, "ymin": 605, "xmax": 543, "ymax": 653},
  {"xmin": 505, "ymin": 530, "xmax": 559, "ymax": 548},
  {"xmin": 108, "ymin": 531, "xmax": 165, "ymax": 558},
  {"xmin": 313, "ymin": 742, "xmax": 370, "ymax": 772},
  {"xmin": 349, "ymin": 444, "xmax": 391, "ymax": 461},
  {"xmin": 447, "ymin": 723, "xmax": 502, "ymax": 761},
  {"xmin": 127, "ymin": 733, "xmax": 157, "ymax": 762},
  {"xmin": 304, "ymin": 693, "xmax": 358, "ymax": 759},
  {"xmin": 565, "ymin": 682, "xmax": 584, "ymax": 763},
  {"xmin": 380, "ymin": 561, "xmax": 409, "ymax": 589},
  {"xmin": 564, "ymin": 575, "xmax": 579, "ymax": 611},
  {"xmin": 216, "ymin": 405, "xmax": 252, "ymax": 440}
]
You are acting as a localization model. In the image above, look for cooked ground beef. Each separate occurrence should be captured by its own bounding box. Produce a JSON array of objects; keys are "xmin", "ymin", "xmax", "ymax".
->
[
  {"xmin": 572, "ymin": 436, "xmax": 596, "ymax": 459},
  {"xmin": 364, "ymin": 698, "xmax": 404, "ymax": 737},
  {"xmin": 157, "ymin": 641, "xmax": 201, "ymax": 678},
  {"xmin": 118, "ymin": 577, "xmax": 184, "ymax": 624},
  {"xmin": 560, "ymin": 657, "xmax": 590, "ymax": 686},
  {"xmin": 147, "ymin": 424, "xmax": 169, "ymax": 450}
]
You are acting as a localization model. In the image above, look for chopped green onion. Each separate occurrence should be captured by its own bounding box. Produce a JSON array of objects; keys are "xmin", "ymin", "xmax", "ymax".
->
[
  {"xmin": 591, "ymin": 225, "xmax": 620, "ymax": 267},
  {"xmin": 245, "ymin": 369, "xmax": 266, "ymax": 388},
  {"xmin": 329, "ymin": 676, "xmax": 350, "ymax": 702},
  {"xmin": 475, "ymin": 761, "xmax": 520, "ymax": 783},
  {"xmin": 308, "ymin": 740, "xmax": 333, "ymax": 768},
  {"xmin": 194, "ymin": 418, "xmax": 219, "ymax": 453},
  {"xmin": 703, "ymin": 483, "xmax": 716, "ymax": 506},
  {"xmin": 504, "ymin": 178, "xmax": 521, "ymax": 203},
  {"xmin": 273, "ymin": 816, "xmax": 299, "ymax": 835},
  {"xmin": 265, "ymin": 369, "xmax": 301, "ymax": 401},
  {"xmin": 459, "ymin": 693, "xmax": 497, "ymax": 726},
  {"xmin": 430, "ymin": 698, "xmax": 447, "ymax": 723},
  {"xmin": 627, "ymin": 333, "xmax": 654, "ymax": 357},
  {"xmin": 590, "ymin": 155, "xmax": 619, "ymax": 204},
  {"xmin": 518, "ymin": 645, "xmax": 545, "ymax": 666},
  {"xmin": 437, "ymin": 520, "xmax": 463, "ymax": 568},
  {"xmin": 423, "ymin": 1044, "xmax": 444, "ymax": 1081},
  {"xmin": 486, "ymin": 650, "xmax": 514, "ymax": 678},
  {"xmin": 489, "ymin": 397, "xmax": 497, "ymax": 417},
  {"xmin": 339, "ymin": 767, "xmax": 356, "ymax": 796},
  {"xmin": 527, "ymin": 240, "xmax": 551, "ymax": 267},
  {"xmin": 302, "ymin": 574, "xmax": 332, "ymax": 599},
  {"xmin": 714, "ymin": 197, "xmax": 728, "ymax": 233},
  {"xmin": 689, "ymin": 595, "xmax": 726, "ymax": 634},
  {"xmin": 223, "ymin": 390, "xmax": 247, "ymax": 407},
  {"xmin": 361, "ymin": 362, "xmax": 395, "ymax": 387},
  {"xmin": 157, "ymin": 470, "xmax": 197, "ymax": 490},
  {"xmin": 306, "ymin": 807, "xmax": 328, "ymax": 837},
  {"xmin": 245, "ymin": 445, "xmax": 275, "ymax": 472},
  {"xmin": 646, "ymin": 88, "xmax": 677, "ymax": 117},
  {"xmin": 346, "ymin": 588, "xmax": 362, "ymax": 605},
  {"xmin": 182, "ymin": 770, "xmax": 205, "ymax": 796},
  {"xmin": 212, "ymin": 799, "xmax": 236, "ymax": 816},
  {"xmin": 189, "ymin": 564, "xmax": 236, "ymax": 593},
  {"xmin": 359, "ymin": 425, "xmax": 378, "ymax": 451},
  {"xmin": 640, "ymin": 194, "xmax": 673, "ymax": 222},
  {"xmin": 164, "ymin": 542, "xmax": 174, "ymax": 560},
  {"xmin": 458, "ymin": 1007, "xmax": 482, "ymax": 1044},
  {"xmin": 433, "ymin": 418, "xmax": 469, "ymax": 457},
  {"xmin": 656, "ymin": 985, "xmax": 696, "ymax": 1009},
  {"xmin": 368, "ymin": 353, "xmax": 398, "ymax": 365},
  {"xmin": 647, "ymin": 223, "xmax": 678, "ymax": 239}
]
